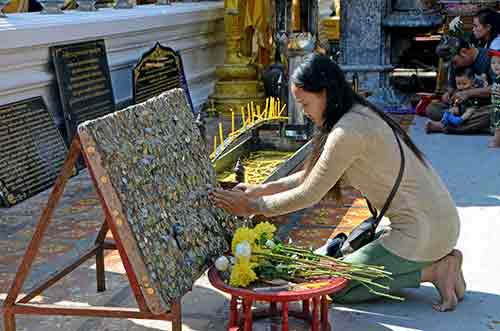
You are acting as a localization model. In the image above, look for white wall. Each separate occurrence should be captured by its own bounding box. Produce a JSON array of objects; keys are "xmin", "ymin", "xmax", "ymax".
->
[{"xmin": 0, "ymin": 2, "xmax": 225, "ymax": 127}]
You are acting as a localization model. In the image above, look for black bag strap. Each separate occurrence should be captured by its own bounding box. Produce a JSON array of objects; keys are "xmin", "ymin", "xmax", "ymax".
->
[{"xmin": 366, "ymin": 129, "xmax": 406, "ymax": 226}]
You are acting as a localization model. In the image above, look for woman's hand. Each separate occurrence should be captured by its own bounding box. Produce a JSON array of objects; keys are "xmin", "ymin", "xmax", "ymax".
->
[
  {"xmin": 209, "ymin": 189, "xmax": 258, "ymax": 217},
  {"xmin": 232, "ymin": 183, "xmax": 265, "ymax": 198}
]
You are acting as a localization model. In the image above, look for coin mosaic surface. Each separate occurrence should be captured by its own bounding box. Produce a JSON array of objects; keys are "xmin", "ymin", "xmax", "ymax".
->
[{"xmin": 78, "ymin": 89, "xmax": 244, "ymax": 311}]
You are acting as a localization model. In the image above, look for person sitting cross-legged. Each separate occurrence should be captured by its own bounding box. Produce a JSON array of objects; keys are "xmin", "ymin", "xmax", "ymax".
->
[
  {"xmin": 438, "ymin": 67, "xmax": 486, "ymax": 130},
  {"xmin": 426, "ymin": 37, "xmax": 493, "ymax": 134}
]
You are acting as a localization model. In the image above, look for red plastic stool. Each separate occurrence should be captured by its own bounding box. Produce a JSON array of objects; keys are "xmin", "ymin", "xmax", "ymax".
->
[
  {"xmin": 208, "ymin": 267, "xmax": 348, "ymax": 331},
  {"xmin": 415, "ymin": 92, "xmax": 441, "ymax": 116}
]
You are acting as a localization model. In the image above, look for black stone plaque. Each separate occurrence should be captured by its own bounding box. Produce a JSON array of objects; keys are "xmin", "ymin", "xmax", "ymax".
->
[
  {"xmin": 51, "ymin": 40, "xmax": 116, "ymax": 143},
  {"xmin": 0, "ymin": 97, "xmax": 71, "ymax": 207},
  {"xmin": 133, "ymin": 42, "xmax": 194, "ymax": 111}
]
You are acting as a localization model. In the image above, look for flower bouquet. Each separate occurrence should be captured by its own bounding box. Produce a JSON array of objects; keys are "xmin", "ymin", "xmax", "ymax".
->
[{"xmin": 214, "ymin": 222, "xmax": 403, "ymax": 301}]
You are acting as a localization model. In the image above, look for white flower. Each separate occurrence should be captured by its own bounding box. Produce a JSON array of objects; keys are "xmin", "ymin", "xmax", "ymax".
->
[
  {"xmin": 265, "ymin": 240, "xmax": 276, "ymax": 249},
  {"xmin": 235, "ymin": 241, "xmax": 252, "ymax": 258},
  {"xmin": 449, "ymin": 16, "xmax": 463, "ymax": 34},
  {"xmin": 215, "ymin": 256, "xmax": 230, "ymax": 272}
]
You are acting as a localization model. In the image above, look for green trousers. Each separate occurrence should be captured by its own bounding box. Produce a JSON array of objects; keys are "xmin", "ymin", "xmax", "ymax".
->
[{"xmin": 332, "ymin": 240, "xmax": 432, "ymax": 304}]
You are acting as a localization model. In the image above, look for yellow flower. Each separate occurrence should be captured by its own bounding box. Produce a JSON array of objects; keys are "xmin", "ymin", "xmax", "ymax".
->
[
  {"xmin": 232, "ymin": 227, "xmax": 257, "ymax": 253},
  {"xmin": 254, "ymin": 222, "xmax": 276, "ymax": 241},
  {"xmin": 230, "ymin": 257, "xmax": 257, "ymax": 287}
]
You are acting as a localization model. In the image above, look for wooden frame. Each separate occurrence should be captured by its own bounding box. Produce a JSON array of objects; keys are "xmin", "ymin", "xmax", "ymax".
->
[{"xmin": 3, "ymin": 137, "xmax": 182, "ymax": 331}]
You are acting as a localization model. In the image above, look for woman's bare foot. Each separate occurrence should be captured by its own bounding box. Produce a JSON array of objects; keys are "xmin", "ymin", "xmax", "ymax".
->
[
  {"xmin": 488, "ymin": 131, "xmax": 500, "ymax": 148},
  {"xmin": 451, "ymin": 249, "xmax": 466, "ymax": 301},
  {"xmin": 429, "ymin": 254, "xmax": 460, "ymax": 312},
  {"xmin": 489, "ymin": 141, "xmax": 500, "ymax": 148},
  {"xmin": 425, "ymin": 121, "xmax": 445, "ymax": 134}
]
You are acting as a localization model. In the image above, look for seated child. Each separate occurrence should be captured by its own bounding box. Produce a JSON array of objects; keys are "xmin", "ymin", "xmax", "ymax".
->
[
  {"xmin": 488, "ymin": 49, "xmax": 500, "ymax": 148},
  {"xmin": 440, "ymin": 67, "xmax": 487, "ymax": 128}
]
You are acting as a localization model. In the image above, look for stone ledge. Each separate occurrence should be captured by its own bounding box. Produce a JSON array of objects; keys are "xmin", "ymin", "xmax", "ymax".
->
[{"xmin": 0, "ymin": 2, "xmax": 224, "ymax": 49}]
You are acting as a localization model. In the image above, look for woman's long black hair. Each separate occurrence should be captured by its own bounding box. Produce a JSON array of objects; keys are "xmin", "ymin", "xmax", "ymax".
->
[
  {"xmin": 475, "ymin": 8, "xmax": 500, "ymax": 48},
  {"xmin": 292, "ymin": 54, "xmax": 426, "ymax": 199}
]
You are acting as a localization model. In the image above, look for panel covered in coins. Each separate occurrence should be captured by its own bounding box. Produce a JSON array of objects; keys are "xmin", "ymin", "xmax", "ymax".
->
[
  {"xmin": 78, "ymin": 89, "xmax": 243, "ymax": 306},
  {"xmin": 0, "ymin": 97, "xmax": 69, "ymax": 207}
]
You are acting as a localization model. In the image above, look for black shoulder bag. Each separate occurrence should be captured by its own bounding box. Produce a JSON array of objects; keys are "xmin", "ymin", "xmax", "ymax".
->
[{"xmin": 326, "ymin": 129, "xmax": 406, "ymax": 258}]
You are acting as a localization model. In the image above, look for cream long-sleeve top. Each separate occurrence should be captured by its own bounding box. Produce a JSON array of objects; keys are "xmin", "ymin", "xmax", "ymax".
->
[{"xmin": 255, "ymin": 104, "xmax": 460, "ymax": 262}]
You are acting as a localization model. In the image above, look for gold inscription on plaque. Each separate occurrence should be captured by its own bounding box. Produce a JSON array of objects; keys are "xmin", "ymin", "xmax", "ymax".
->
[
  {"xmin": 72, "ymin": 83, "xmax": 106, "ymax": 97},
  {"xmin": 67, "ymin": 58, "xmax": 99, "ymax": 68},
  {"xmin": 70, "ymin": 90, "xmax": 110, "ymax": 106},
  {"xmin": 62, "ymin": 47, "xmax": 102, "ymax": 59},
  {"xmin": 0, "ymin": 97, "xmax": 68, "ymax": 206},
  {"xmin": 71, "ymin": 65, "xmax": 100, "ymax": 75},
  {"xmin": 72, "ymin": 77, "xmax": 106, "ymax": 90},
  {"xmin": 134, "ymin": 44, "xmax": 184, "ymax": 104},
  {"xmin": 70, "ymin": 71, "xmax": 102, "ymax": 83}
]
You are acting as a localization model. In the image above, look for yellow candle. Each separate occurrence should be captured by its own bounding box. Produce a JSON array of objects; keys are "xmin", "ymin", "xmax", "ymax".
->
[
  {"xmin": 213, "ymin": 135, "xmax": 217, "ymax": 155},
  {"xmin": 257, "ymin": 105, "xmax": 261, "ymax": 119},
  {"xmin": 279, "ymin": 103, "xmax": 287, "ymax": 117},
  {"xmin": 277, "ymin": 99, "xmax": 281, "ymax": 116},
  {"xmin": 265, "ymin": 97, "xmax": 269, "ymax": 115},
  {"xmin": 247, "ymin": 104, "xmax": 251, "ymax": 124},
  {"xmin": 231, "ymin": 110, "xmax": 235, "ymax": 133},
  {"xmin": 270, "ymin": 97, "xmax": 275, "ymax": 118},
  {"xmin": 241, "ymin": 107, "xmax": 246, "ymax": 129},
  {"xmin": 219, "ymin": 123, "xmax": 224, "ymax": 148}
]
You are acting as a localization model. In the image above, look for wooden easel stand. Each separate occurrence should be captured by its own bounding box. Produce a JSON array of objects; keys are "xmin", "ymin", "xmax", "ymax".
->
[{"xmin": 3, "ymin": 138, "xmax": 182, "ymax": 331}]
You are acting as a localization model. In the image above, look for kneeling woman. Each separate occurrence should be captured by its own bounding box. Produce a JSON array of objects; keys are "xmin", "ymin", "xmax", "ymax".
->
[{"xmin": 210, "ymin": 54, "xmax": 465, "ymax": 311}]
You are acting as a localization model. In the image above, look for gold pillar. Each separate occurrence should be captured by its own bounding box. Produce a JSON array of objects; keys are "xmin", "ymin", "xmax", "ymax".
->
[
  {"xmin": 224, "ymin": 4, "xmax": 246, "ymax": 64},
  {"xmin": 291, "ymin": 0, "xmax": 301, "ymax": 32},
  {"xmin": 208, "ymin": 0, "xmax": 265, "ymax": 115},
  {"xmin": 334, "ymin": 0, "xmax": 340, "ymax": 15}
]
